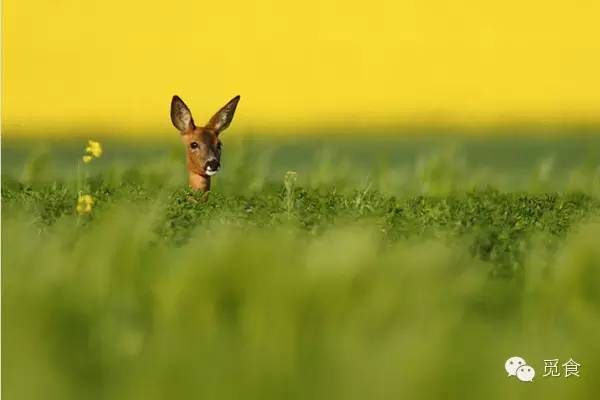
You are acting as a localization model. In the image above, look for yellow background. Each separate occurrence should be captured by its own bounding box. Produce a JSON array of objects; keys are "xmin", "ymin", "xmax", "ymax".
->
[{"xmin": 3, "ymin": 0, "xmax": 600, "ymax": 136}]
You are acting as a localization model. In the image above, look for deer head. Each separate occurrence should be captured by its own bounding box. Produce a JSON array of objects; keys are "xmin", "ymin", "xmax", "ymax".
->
[{"xmin": 170, "ymin": 95, "xmax": 240, "ymax": 191}]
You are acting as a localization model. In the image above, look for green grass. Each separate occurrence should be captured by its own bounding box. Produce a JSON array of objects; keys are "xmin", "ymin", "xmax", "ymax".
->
[{"xmin": 3, "ymin": 136, "xmax": 600, "ymax": 399}]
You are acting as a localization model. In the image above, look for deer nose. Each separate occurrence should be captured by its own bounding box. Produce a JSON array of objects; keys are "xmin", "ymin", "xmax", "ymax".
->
[{"xmin": 205, "ymin": 159, "xmax": 220, "ymax": 171}]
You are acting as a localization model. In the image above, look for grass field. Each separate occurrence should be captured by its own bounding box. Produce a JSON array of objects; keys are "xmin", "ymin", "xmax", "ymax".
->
[{"xmin": 3, "ymin": 134, "xmax": 600, "ymax": 399}]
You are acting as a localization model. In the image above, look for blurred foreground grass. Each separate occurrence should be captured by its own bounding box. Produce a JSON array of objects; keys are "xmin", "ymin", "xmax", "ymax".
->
[{"xmin": 3, "ymin": 135, "xmax": 600, "ymax": 399}]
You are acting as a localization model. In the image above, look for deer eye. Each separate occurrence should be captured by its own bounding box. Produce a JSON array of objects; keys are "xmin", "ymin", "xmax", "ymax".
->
[{"xmin": 190, "ymin": 142, "xmax": 199, "ymax": 149}]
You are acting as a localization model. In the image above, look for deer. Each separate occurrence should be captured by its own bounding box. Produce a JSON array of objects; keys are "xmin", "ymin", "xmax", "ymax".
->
[{"xmin": 170, "ymin": 95, "xmax": 240, "ymax": 192}]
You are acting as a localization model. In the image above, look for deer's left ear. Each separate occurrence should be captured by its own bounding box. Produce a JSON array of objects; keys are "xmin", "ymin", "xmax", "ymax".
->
[{"xmin": 206, "ymin": 95, "xmax": 240, "ymax": 135}]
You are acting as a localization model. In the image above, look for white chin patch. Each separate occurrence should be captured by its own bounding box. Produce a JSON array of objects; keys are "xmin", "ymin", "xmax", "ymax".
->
[{"xmin": 205, "ymin": 169, "xmax": 218, "ymax": 176}]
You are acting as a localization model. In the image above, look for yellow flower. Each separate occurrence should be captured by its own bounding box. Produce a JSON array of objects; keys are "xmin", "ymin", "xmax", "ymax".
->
[
  {"xmin": 85, "ymin": 140, "xmax": 103, "ymax": 158},
  {"xmin": 82, "ymin": 155, "xmax": 93, "ymax": 163},
  {"xmin": 76, "ymin": 194, "xmax": 94, "ymax": 214}
]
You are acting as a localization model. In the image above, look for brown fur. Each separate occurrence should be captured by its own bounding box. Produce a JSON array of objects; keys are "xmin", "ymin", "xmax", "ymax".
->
[{"xmin": 170, "ymin": 95, "xmax": 240, "ymax": 192}]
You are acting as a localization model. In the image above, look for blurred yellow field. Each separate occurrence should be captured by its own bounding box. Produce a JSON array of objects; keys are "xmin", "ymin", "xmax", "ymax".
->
[{"xmin": 4, "ymin": 0, "xmax": 600, "ymax": 135}]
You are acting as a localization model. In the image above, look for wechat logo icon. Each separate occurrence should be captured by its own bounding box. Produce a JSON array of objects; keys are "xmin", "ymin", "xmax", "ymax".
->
[{"xmin": 505, "ymin": 356, "xmax": 535, "ymax": 382}]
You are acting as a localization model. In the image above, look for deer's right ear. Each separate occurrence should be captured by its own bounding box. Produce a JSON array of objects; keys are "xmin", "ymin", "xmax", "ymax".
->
[{"xmin": 171, "ymin": 95, "xmax": 195, "ymax": 133}]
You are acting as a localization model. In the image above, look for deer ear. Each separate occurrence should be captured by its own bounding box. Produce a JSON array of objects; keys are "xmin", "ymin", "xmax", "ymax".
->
[
  {"xmin": 206, "ymin": 95, "xmax": 240, "ymax": 135},
  {"xmin": 171, "ymin": 95, "xmax": 195, "ymax": 133}
]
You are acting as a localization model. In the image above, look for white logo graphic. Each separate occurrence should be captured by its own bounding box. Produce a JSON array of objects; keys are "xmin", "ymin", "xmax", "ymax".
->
[
  {"xmin": 505, "ymin": 356, "xmax": 535, "ymax": 382},
  {"xmin": 507, "ymin": 356, "xmax": 581, "ymax": 381},
  {"xmin": 505, "ymin": 356, "xmax": 527, "ymax": 377},
  {"xmin": 516, "ymin": 365, "xmax": 536, "ymax": 382}
]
